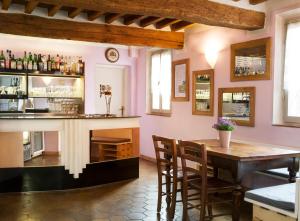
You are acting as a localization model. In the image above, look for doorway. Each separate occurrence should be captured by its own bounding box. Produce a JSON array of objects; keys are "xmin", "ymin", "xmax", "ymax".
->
[{"xmin": 94, "ymin": 65, "xmax": 129, "ymax": 116}]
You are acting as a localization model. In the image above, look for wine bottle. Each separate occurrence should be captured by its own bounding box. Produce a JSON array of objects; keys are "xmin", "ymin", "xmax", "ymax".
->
[
  {"xmin": 6, "ymin": 50, "xmax": 11, "ymax": 70},
  {"xmin": 0, "ymin": 50, "xmax": 5, "ymax": 69},
  {"xmin": 33, "ymin": 54, "xmax": 38, "ymax": 71},
  {"xmin": 23, "ymin": 51, "xmax": 28, "ymax": 70},
  {"xmin": 59, "ymin": 55, "xmax": 64, "ymax": 73},
  {"xmin": 27, "ymin": 52, "xmax": 33, "ymax": 71},
  {"xmin": 10, "ymin": 54, "xmax": 17, "ymax": 70},
  {"xmin": 55, "ymin": 54, "xmax": 60, "ymax": 71},
  {"xmin": 38, "ymin": 54, "xmax": 44, "ymax": 71},
  {"xmin": 79, "ymin": 57, "xmax": 84, "ymax": 75},
  {"xmin": 42, "ymin": 55, "xmax": 47, "ymax": 71},
  {"xmin": 17, "ymin": 58, "xmax": 23, "ymax": 70},
  {"xmin": 51, "ymin": 56, "xmax": 56, "ymax": 71},
  {"xmin": 47, "ymin": 55, "xmax": 51, "ymax": 72}
]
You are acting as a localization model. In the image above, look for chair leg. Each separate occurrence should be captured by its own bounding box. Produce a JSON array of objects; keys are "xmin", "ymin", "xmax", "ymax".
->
[
  {"xmin": 200, "ymin": 202, "xmax": 206, "ymax": 221},
  {"xmin": 182, "ymin": 181, "xmax": 188, "ymax": 221},
  {"xmin": 166, "ymin": 175, "xmax": 171, "ymax": 212},
  {"xmin": 157, "ymin": 176, "xmax": 163, "ymax": 213},
  {"xmin": 169, "ymin": 178, "xmax": 178, "ymax": 218}
]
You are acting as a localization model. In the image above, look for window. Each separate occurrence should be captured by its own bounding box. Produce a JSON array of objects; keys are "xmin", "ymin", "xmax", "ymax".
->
[
  {"xmin": 149, "ymin": 50, "xmax": 172, "ymax": 115},
  {"xmin": 283, "ymin": 21, "xmax": 300, "ymax": 123}
]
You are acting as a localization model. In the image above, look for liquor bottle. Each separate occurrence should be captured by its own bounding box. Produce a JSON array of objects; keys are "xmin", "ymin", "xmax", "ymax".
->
[
  {"xmin": 27, "ymin": 52, "xmax": 33, "ymax": 71},
  {"xmin": 51, "ymin": 56, "xmax": 56, "ymax": 71},
  {"xmin": 10, "ymin": 54, "xmax": 17, "ymax": 70},
  {"xmin": 42, "ymin": 55, "xmax": 47, "ymax": 72},
  {"xmin": 78, "ymin": 57, "xmax": 84, "ymax": 75},
  {"xmin": 5, "ymin": 50, "xmax": 11, "ymax": 69},
  {"xmin": 47, "ymin": 55, "xmax": 51, "ymax": 72},
  {"xmin": 38, "ymin": 54, "xmax": 44, "ymax": 71},
  {"xmin": 33, "ymin": 54, "xmax": 38, "ymax": 71},
  {"xmin": 55, "ymin": 54, "xmax": 60, "ymax": 71},
  {"xmin": 59, "ymin": 55, "xmax": 64, "ymax": 73},
  {"xmin": 0, "ymin": 50, "xmax": 5, "ymax": 69},
  {"xmin": 23, "ymin": 51, "xmax": 28, "ymax": 70},
  {"xmin": 17, "ymin": 58, "xmax": 23, "ymax": 70}
]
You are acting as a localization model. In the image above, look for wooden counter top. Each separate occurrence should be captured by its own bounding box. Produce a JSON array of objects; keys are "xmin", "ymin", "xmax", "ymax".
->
[{"xmin": 0, "ymin": 113, "xmax": 140, "ymax": 120}]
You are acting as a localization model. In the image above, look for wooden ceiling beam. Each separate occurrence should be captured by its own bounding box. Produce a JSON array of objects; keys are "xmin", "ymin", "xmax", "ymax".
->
[
  {"xmin": 123, "ymin": 15, "xmax": 144, "ymax": 25},
  {"xmin": 105, "ymin": 13, "xmax": 123, "ymax": 24},
  {"xmin": 25, "ymin": 0, "xmax": 39, "ymax": 14},
  {"xmin": 48, "ymin": 4, "xmax": 61, "ymax": 17},
  {"xmin": 249, "ymin": 0, "xmax": 267, "ymax": 4},
  {"xmin": 140, "ymin": 16, "xmax": 162, "ymax": 28},
  {"xmin": 34, "ymin": 0, "xmax": 265, "ymax": 30},
  {"xmin": 155, "ymin": 18, "xmax": 180, "ymax": 29},
  {"xmin": 68, "ymin": 8, "xmax": 82, "ymax": 18},
  {"xmin": 2, "ymin": 0, "xmax": 12, "ymax": 10},
  {"xmin": 171, "ymin": 21, "xmax": 193, "ymax": 32},
  {"xmin": 0, "ymin": 13, "xmax": 184, "ymax": 49},
  {"xmin": 87, "ymin": 11, "xmax": 104, "ymax": 21}
]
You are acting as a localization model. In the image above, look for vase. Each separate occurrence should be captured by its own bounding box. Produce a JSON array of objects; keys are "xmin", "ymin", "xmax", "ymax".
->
[{"xmin": 219, "ymin": 130, "xmax": 231, "ymax": 148}]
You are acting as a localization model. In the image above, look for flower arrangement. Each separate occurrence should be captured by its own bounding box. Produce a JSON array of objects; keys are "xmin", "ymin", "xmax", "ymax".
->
[{"xmin": 213, "ymin": 118, "xmax": 235, "ymax": 131}]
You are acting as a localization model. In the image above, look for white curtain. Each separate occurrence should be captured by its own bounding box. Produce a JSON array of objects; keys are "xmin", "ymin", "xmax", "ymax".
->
[
  {"xmin": 61, "ymin": 120, "xmax": 90, "ymax": 178},
  {"xmin": 284, "ymin": 21, "xmax": 300, "ymax": 117}
]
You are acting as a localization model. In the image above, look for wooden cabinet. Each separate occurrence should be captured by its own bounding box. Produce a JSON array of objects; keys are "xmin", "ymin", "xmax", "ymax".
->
[
  {"xmin": 0, "ymin": 132, "xmax": 23, "ymax": 167},
  {"xmin": 90, "ymin": 128, "xmax": 139, "ymax": 162}
]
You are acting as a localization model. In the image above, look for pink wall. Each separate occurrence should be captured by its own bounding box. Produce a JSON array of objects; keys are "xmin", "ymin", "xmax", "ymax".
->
[{"xmin": 137, "ymin": 5, "xmax": 300, "ymax": 158}]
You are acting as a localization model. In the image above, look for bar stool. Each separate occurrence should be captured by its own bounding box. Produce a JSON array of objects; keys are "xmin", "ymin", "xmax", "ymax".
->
[
  {"xmin": 152, "ymin": 135, "xmax": 180, "ymax": 219},
  {"xmin": 179, "ymin": 140, "xmax": 237, "ymax": 221}
]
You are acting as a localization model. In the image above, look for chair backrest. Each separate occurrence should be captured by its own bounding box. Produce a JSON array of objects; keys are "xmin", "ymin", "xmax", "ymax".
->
[
  {"xmin": 178, "ymin": 140, "xmax": 207, "ymax": 196},
  {"xmin": 152, "ymin": 135, "xmax": 178, "ymax": 177}
]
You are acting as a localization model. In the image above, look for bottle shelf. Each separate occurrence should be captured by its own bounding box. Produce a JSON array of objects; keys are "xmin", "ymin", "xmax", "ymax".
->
[
  {"xmin": 0, "ymin": 95, "xmax": 28, "ymax": 99},
  {"xmin": 0, "ymin": 69, "xmax": 83, "ymax": 78},
  {"xmin": 28, "ymin": 72, "xmax": 83, "ymax": 78},
  {"xmin": 28, "ymin": 96, "xmax": 83, "ymax": 99}
]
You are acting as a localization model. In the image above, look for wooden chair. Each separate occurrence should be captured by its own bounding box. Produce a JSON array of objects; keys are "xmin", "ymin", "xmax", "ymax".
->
[
  {"xmin": 179, "ymin": 140, "xmax": 237, "ymax": 221},
  {"xmin": 152, "ymin": 135, "xmax": 182, "ymax": 219}
]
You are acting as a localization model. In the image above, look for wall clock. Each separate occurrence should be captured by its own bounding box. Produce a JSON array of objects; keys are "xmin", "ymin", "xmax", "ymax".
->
[{"xmin": 105, "ymin": 48, "xmax": 119, "ymax": 63}]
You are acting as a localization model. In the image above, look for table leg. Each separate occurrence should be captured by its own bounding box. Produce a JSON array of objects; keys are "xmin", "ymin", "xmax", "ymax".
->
[
  {"xmin": 288, "ymin": 158, "xmax": 299, "ymax": 183},
  {"xmin": 232, "ymin": 186, "xmax": 243, "ymax": 221}
]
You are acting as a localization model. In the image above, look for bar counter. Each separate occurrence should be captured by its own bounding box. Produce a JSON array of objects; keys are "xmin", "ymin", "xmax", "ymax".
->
[
  {"xmin": 0, "ymin": 114, "xmax": 140, "ymax": 186},
  {"xmin": 0, "ymin": 113, "xmax": 140, "ymax": 119}
]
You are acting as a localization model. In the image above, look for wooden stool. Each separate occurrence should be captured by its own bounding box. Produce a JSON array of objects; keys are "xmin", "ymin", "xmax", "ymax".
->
[{"xmin": 91, "ymin": 137, "xmax": 132, "ymax": 161}]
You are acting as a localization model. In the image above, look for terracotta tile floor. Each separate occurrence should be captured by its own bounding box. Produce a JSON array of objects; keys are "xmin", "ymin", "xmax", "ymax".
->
[{"xmin": 0, "ymin": 160, "xmax": 252, "ymax": 221}]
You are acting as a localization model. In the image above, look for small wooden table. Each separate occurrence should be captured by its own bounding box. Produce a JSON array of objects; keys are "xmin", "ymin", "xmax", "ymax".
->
[{"xmin": 192, "ymin": 139, "xmax": 300, "ymax": 221}]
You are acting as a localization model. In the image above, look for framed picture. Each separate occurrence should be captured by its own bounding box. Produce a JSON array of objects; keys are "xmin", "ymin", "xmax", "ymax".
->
[
  {"xmin": 192, "ymin": 69, "xmax": 214, "ymax": 116},
  {"xmin": 218, "ymin": 87, "xmax": 256, "ymax": 127},
  {"xmin": 231, "ymin": 37, "xmax": 271, "ymax": 81},
  {"xmin": 172, "ymin": 59, "xmax": 189, "ymax": 101}
]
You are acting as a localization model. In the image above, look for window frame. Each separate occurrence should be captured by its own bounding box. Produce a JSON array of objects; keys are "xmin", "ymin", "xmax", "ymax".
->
[{"xmin": 148, "ymin": 49, "xmax": 172, "ymax": 117}]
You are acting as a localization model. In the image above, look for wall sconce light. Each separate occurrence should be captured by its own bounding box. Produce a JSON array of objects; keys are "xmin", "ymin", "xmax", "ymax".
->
[{"xmin": 205, "ymin": 48, "xmax": 219, "ymax": 69}]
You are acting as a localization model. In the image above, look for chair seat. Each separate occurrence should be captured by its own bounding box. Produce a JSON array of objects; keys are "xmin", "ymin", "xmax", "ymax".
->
[
  {"xmin": 162, "ymin": 169, "xmax": 200, "ymax": 180},
  {"xmin": 189, "ymin": 177, "xmax": 236, "ymax": 192}
]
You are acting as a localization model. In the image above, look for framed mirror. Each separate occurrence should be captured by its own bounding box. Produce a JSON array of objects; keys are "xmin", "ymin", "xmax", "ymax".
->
[
  {"xmin": 172, "ymin": 59, "xmax": 190, "ymax": 101},
  {"xmin": 231, "ymin": 38, "xmax": 271, "ymax": 82},
  {"xmin": 192, "ymin": 69, "xmax": 214, "ymax": 116},
  {"xmin": 218, "ymin": 87, "xmax": 255, "ymax": 127}
]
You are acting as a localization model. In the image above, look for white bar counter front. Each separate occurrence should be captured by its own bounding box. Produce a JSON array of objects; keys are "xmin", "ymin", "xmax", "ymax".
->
[{"xmin": 0, "ymin": 114, "xmax": 140, "ymax": 178}]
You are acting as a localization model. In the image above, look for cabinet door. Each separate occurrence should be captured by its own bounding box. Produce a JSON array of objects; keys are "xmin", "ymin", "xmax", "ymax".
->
[{"xmin": 192, "ymin": 69, "xmax": 214, "ymax": 116}]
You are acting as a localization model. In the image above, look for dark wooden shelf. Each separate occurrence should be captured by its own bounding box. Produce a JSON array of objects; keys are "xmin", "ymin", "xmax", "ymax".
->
[
  {"xmin": 0, "ymin": 94, "xmax": 27, "ymax": 99},
  {"xmin": 28, "ymin": 96, "xmax": 82, "ymax": 99},
  {"xmin": 28, "ymin": 73, "xmax": 83, "ymax": 78}
]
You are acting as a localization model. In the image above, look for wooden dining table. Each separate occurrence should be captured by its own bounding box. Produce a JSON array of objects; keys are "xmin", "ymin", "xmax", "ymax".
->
[{"xmin": 191, "ymin": 139, "xmax": 300, "ymax": 221}]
